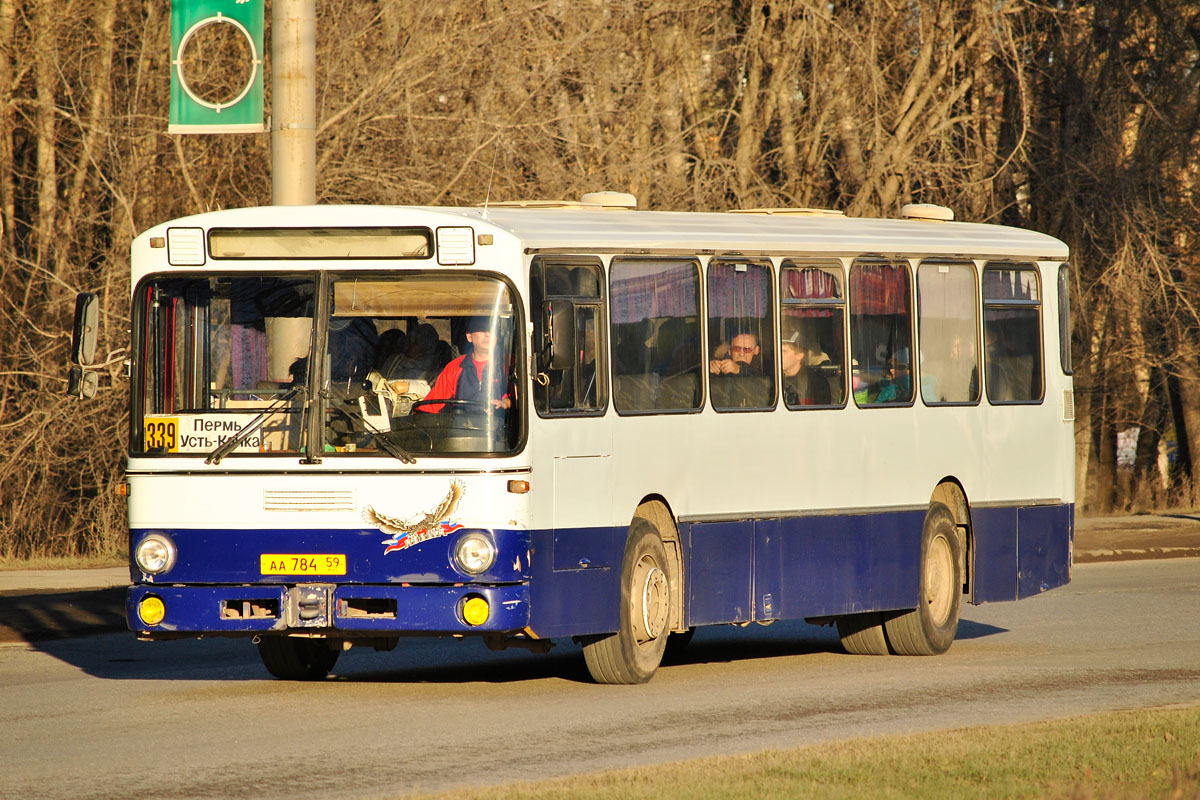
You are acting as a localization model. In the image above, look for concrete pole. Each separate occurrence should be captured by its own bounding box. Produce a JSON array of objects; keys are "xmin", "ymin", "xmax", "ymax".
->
[{"xmin": 271, "ymin": 0, "xmax": 316, "ymax": 206}]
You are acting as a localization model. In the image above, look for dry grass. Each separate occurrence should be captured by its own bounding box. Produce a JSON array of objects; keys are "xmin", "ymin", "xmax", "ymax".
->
[
  {"xmin": 408, "ymin": 706, "xmax": 1200, "ymax": 800},
  {"xmin": 0, "ymin": 554, "xmax": 125, "ymax": 571}
]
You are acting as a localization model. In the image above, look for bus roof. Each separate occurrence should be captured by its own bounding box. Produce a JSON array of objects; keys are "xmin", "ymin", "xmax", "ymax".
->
[{"xmin": 140, "ymin": 203, "xmax": 1070, "ymax": 261}]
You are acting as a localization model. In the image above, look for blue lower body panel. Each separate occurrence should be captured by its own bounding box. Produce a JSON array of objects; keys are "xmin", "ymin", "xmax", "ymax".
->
[
  {"xmin": 687, "ymin": 509, "xmax": 924, "ymax": 626},
  {"xmin": 972, "ymin": 503, "xmax": 1074, "ymax": 602},
  {"xmin": 526, "ymin": 528, "xmax": 622, "ymax": 638},
  {"xmin": 126, "ymin": 501, "xmax": 1072, "ymax": 640}
]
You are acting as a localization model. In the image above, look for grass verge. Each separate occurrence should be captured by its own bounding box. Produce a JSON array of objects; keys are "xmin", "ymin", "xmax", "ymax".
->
[
  {"xmin": 0, "ymin": 554, "xmax": 126, "ymax": 571},
  {"xmin": 415, "ymin": 705, "xmax": 1200, "ymax": 800}
]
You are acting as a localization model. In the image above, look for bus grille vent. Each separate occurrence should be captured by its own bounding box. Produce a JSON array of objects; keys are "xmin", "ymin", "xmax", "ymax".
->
[
  {"xmin": 264, "ymin": 489, "xmax": 355, "ymax": 512},
  {"xmin": 1062, "ymin": 390, "xmax": 1075, "ymax": 422}
]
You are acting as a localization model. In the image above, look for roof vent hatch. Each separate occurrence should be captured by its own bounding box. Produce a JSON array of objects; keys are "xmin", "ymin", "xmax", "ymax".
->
[{"xmin": 901, "ymin": 203, "xmax": 955, "ymax": 221}]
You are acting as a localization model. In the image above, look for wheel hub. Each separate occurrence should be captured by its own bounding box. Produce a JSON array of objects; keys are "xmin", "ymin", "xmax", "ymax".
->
[
  {"xmin": 924, "ymin": 534, "xmax": 954, "ymax": 626},
  {"xmin": 632, "ymin": 555, "xmax": 669, "ymax": 644}
]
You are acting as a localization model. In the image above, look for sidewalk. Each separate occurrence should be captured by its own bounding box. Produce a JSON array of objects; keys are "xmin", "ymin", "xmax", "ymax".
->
[
  {"xmin": 1074, "ymin": 513, "xmax": 1200, "ymax": 562},
  {"xmin": 0, "ymin": 566, "xmax": 129, "ymax": 593},
  {"xmin": 1, "ymin": 515, "xmax": 1196, "ymax": 644}
]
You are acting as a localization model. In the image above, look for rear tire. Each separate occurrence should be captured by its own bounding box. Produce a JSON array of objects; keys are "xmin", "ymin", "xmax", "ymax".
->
[
  {"xmin": 582, "ymin": 517, "xmax": 672, "ymax": 684},
  {"xmin": 836, "ymin": 612, "xmax": 889, "ymax": 655},
  {"xmin": 884, "ymin": 502, "xmax": 962, "ymax": 655},
  {"xmin": 257, "ymin": 636, "xmax": 340, "ymax": 680}
]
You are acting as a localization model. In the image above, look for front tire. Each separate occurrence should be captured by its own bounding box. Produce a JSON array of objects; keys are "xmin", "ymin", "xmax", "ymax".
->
[
  {"xmin": 883, "ymin": 502, "xmax": 962, "ymax": 655},
  {"xmin": 582, "ymin": 517, "xmax": 672, "ymax": 684},
  {"xmin": 257, "ymin": 635, "xmax": 340, "ymax": 680}
]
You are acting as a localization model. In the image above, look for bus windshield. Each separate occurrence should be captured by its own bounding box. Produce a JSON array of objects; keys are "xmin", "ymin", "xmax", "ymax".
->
[{"xmin": 133, "ymin": 273, "xmax": 522, "ymax": 458}]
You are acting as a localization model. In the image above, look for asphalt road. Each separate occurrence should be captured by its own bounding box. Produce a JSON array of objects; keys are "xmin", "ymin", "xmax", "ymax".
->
[{"xmin": 2, "ymin": 558, "xmax": 1198, "ymax": 799}]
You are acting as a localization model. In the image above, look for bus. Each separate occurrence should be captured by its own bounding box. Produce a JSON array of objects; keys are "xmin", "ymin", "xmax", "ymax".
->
[{"xmin": 74, "ymin": 192, "xmax": 1074, "ymax": 684}]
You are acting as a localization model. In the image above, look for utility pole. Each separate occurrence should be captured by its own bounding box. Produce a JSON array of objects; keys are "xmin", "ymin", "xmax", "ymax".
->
[{"xmin": 271, "ymin": 0, "xmax": 316, "ymax": 205}]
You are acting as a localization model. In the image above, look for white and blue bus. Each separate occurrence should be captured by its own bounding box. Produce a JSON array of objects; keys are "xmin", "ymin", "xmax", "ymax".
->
[{"xmin": 89, "ymin": 193, "xmax": 1074, "ymax": 683}]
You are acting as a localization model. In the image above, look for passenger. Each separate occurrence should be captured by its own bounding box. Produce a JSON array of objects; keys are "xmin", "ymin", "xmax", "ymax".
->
[
  {"xmin": 416, "ymin": 316, "xmax": 511, "ymax": 414},
  {"xmin": 781, "ymin": 331, "xmax": 831, "ymax": 406},
  {"xmin": 709, "ymin": 332, "xmax": 763, "ymax": 375},
  {"xmin": 328, "ymin": 317, "xmax": 378, "ymax": 385},
  {"xmin": 374, "ymin": 328, "xmax": 407, "ymax": 373},
  {"xmin": 379, "ymin": 323, "xmax": 441, "ymax": 383},
  {"xmin": 872, "ymin": 349, "xmax": 911, "ymax": 403}
]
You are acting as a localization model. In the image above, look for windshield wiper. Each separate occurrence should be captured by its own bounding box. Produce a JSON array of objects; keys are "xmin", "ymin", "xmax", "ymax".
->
[
  {"xmin": 320, "ymin": 388, "xmax": 416, "ymax": 464},
  {"xmin": 205, "ymin": 386, "xmax": 303, "ymax": 465}
]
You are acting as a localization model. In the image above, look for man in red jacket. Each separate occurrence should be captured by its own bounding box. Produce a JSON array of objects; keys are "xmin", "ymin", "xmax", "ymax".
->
[{"xmin": 416, "ymin": 316, "xmax": 511, "ymax": 414}]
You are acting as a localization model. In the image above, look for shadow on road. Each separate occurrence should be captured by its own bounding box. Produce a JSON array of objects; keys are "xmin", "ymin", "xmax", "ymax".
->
[
  {"xmin": 8, "ymin": 593, "xmax": 1010, "ymax": 684},
  {"xmin": 0, "ymin": 588, "xmax": 126, "ymax": 644},
  {"xmin": 956, "ymin": 619, "xmax": 1008, "ymax": 640}
]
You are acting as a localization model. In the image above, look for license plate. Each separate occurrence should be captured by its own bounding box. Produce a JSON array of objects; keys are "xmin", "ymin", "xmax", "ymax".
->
[
  {"xmin": 260, "ymin": 554, "xmax": 347, "ymax": 575},
  {"xmin": 144, "ymin": 417, "xmax": 178, "ymax": 452}
]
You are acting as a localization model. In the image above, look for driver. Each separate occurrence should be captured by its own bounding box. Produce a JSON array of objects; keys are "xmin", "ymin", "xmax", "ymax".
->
[{"xmin": 415, "ymin": 316, "xmax": 511, "ymax": 414}]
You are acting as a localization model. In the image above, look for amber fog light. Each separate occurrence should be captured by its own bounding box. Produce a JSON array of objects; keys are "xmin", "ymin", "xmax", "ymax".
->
[
  {"xmin": 460, "ymin": 595, "xmax": 490, "ymax": 627},
  {"xmin": 139, "ymin": 595, "xmax": 166, "ymax": 626},
  {"xmin": 135, "ymin": 533, "xmax": 177, "ymax": 575}
]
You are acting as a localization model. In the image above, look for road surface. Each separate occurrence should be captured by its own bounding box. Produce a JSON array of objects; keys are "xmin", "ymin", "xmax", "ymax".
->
[{"xmin": 2, "ymin": 558, "xmax": 1198, "ymax": 799}]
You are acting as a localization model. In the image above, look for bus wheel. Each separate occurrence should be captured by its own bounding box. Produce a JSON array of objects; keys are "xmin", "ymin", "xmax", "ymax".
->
[
  {"xmin": 836, "ymin": 612, "xmax": 889, "ymax": 655},
  {"xmin": 257, "ymin": 635, "xmax": 340, "ymax": 680},
  {"xmin": 884, "ymin": 502, "xmax": 962, "ymax": 655},
  {"xmin": 582, "ymin": 517, "xmax": 671, "ymax": 684}
]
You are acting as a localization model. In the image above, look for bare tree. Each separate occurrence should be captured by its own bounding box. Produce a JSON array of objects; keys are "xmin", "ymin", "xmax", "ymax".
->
[{"xmin": 2, "ymin": 0, "xmax": 1199, "ymax": 556}]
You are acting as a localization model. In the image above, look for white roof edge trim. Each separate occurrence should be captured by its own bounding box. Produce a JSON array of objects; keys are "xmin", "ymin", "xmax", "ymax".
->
[
  {"xmin": 488, "ymin": 191, "xmax": 638, "ymax": 210},
  {"xmin": 728, "ymin": 207, "xmax": 846, "ymax": 217}
]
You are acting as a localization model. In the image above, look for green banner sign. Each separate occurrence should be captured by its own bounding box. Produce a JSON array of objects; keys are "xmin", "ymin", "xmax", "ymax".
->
[{"xmin": 169, "ymin": 0, "xmax": 265, "ymax": 133}]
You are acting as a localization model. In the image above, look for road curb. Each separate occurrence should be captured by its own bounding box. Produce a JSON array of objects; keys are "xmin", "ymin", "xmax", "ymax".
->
[{"xmin": 1075, "ymin": 547, "xmax": 1200, "ymax": 564}]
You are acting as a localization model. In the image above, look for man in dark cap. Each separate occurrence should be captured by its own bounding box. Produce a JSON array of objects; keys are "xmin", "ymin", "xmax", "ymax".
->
[{"xmin": 416, "ymin": 316, "xmax": 511, "ymax": 413}]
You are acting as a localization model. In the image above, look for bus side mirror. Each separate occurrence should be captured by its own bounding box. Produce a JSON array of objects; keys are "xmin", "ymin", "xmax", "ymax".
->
[
  {"xmin": 67, "ymin": 366, "xmax": 98, "ymax": 399},
  {"xmin": 541, "ymin": 299, "xmax": 577, "ymax": 371},
  {"xmin": 71, "ymin": 292, "xmax": 99, "ymax": 366}
]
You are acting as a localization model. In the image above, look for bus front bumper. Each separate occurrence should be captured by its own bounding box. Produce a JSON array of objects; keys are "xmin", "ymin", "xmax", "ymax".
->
[{"xmin": 126, "ymin": 582, "xmax": 530, "ymax": 637}]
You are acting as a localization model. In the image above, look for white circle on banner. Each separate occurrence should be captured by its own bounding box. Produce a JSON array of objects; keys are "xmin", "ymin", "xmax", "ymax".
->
[{"xmin": 173, "ymin": 14, "xmax": 260, "ymax": 112}]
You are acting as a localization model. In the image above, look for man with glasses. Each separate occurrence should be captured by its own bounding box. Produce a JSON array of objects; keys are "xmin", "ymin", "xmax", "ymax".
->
[{"xmin": 709, "ymin": 331, "xmax": 763, "ymax": 376}]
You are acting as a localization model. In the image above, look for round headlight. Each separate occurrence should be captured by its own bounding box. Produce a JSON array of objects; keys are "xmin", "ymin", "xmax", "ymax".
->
[
  {"xmin": 454, "ymin": 532, "xmax": 496, "ymax": 575},
  {"xmin": 135, "ymin": 533, "xmax": 177, "ymax": 575}
]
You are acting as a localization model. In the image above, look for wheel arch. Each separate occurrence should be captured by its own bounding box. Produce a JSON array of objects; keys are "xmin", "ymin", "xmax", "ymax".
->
[
  {"xmin": 930, "ymin": 478, "xmax": 971, "ymax": 600},
  {"xmin": 633, "ymin": 494, "xmax": 686, "ymax": 634}
]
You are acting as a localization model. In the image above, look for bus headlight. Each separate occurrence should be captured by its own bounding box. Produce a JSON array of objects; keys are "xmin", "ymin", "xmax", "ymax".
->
[
  {"xmin": 135, "ymin": 533, "xmax": 177, "ymax": 575},
  {"xmin": 453, "ymin": 532, "xmax": 496, "ymax": 575}
]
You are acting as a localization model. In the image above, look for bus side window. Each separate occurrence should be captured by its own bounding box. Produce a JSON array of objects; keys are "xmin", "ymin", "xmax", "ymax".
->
[
  {"xmin": 610, "ymin": 258, "xmax": 702, "ymax": 414},
  {"xmin": 917, "ymin": 262, "xmax": 980, "ymax": 404},
  {"xmin": 531, "ymin": 259, "xmax": 607, "ymax": 415},
  {"xmin": 780, "ymin": 262, "xmax": 846, "ymax": 408},
  {"xmin": 850, "ymin": 261, "xmax": 914, "ymax": 406},
  {"xmin": 707, "ymin": 260, "xmax": 775, "ymax": 411},
  {"xmin": 983, "ymin": 265, "xmax": 1044, "ymax": 404}
]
